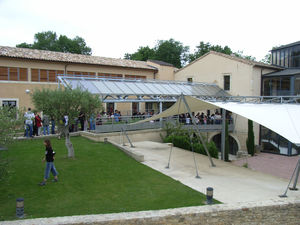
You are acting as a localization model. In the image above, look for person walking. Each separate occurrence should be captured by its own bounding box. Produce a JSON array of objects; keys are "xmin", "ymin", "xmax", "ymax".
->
[{"xmin": 39, "ymin": 139, "xmax": 58, "ymax": 186}]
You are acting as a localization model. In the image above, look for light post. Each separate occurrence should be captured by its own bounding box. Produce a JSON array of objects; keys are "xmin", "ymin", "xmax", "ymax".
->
[
  {"xmin": 206, "ymin": 187, "xmax": 213, "ymax": 205},
  {"xmin": 16, "ymin": 198, "xmax": 24, "ymax": 218}
]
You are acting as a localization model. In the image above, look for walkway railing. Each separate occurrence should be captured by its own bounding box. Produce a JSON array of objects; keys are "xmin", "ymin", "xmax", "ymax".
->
[{"xmin": 93, "ymin": 115, "xmax": 234, "ymax": 133}]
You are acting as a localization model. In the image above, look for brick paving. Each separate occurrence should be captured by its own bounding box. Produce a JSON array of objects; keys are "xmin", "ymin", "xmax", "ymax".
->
[{"xmin": 232, "ymin": 153, "xmax": 300, "ymax": 182}]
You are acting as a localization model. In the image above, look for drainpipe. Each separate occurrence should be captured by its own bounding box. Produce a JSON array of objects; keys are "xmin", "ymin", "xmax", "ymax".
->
[{"xmin": 64, "ymin": 64, "xmax": 68, "ymax": 76}]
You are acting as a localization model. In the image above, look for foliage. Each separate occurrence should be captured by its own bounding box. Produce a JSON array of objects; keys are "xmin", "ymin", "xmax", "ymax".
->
[
  {"xmin": 16, "ymin": 31, "xmax": 92, "ymax": 55},
  {"xmin": 0, "ymin": 106, "xmax": 23, "ymax": 147},
  {"xmin": 260, "ymin": 53, "xmax": 271, "ymax": 64},
  {"xmin": 31, "ymin": 88, "xmax": 103, "ymax": 157},
  {"xmin": 125, "ymin": 39, "xmax": 189, "ymax": 68},
  {"xmin": 124, "ymin": 46, "xmax": 155, "ymax": 61},
  {"xmin": 246, "ymin": 119, "xmax": 255, "ymax": 156},
  {"xmin": 0, "ymin": 137, "xmax": 218, "ymax": 220},
  {"xmin": 189, "ymin": 41, "xmax": 233, "ymax": 62},
  {"xmin": 189, "ymin": 42, "xmax": 256, "ymax": 62},
  {"xmin": 162, "ymin": 123, "xmax": 218, "ymax": 159},
  {"xmin": 0, "ymin": 106, "xmax": 23, "ymax": 180},
  {"xmin": 225, "ymin": 120, "xmax": 229, "ymax": 162}
]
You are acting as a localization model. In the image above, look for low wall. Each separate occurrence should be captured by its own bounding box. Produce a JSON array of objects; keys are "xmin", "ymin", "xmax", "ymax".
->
[
  {"xmin": 3, "ymin": 198, "xmax": 299, "ymax": 225},
  {"xmin": 80, "ymin": 129, "xmax": 165, "ymax": 144}
]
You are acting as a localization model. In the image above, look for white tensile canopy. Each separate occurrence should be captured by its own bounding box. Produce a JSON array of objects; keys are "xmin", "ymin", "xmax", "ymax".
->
[{"xmin": 134, "ymin": 95, "xmax": 300, "ymax": 145}]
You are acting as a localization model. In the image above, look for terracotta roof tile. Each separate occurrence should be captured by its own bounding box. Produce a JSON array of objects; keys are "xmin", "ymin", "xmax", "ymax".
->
[{"xmin": 0, "ymin": 46, "xmax": 157, "ymax": 71}]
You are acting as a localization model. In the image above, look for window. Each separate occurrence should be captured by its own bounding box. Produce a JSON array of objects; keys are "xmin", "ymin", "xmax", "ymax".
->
[
  {"xmin": 187, "ymin": 78, "xmax": 193, "ymax": 83},
  {"xmin": 125, "ymin": 75, "xmax": 146, "ymax": 80},
  {"xmin": 2, "ymin": 100, "xmax": 17, "ymax": 108},
  {"xmin": 224, "ymin": 75, "xmax": 230, "ymax": 91},
  {"xmin": 0, "ymin": 66, "xmax": 28, "ymax": 81},
  {"xmin": 98, "ymin": 73, "xmax": 122, "ymax": 79},
  {"xmin": 31, "ymin": 69, "xmax": 64, "ymax": 82}
]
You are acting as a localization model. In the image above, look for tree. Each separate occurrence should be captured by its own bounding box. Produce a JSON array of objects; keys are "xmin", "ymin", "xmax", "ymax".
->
[
  {"xmin": 246, "ymin": 119, "xmax": 255, "ymax": 156},
  {"xmin": 124, "ymin": 39, "xmax": 189, "ymax": 68},
  {"xmin": 0, "ymin": 106, "xmax": 24, "ymax": 179},
  {"xmin": 16, "ymin": 31, "xmax": 92, "ymax": 55},
  {"xmin": 31, "ymin": 88, "xmax": 102, "ymax": 158},
  {"xmin": 154, "ymin": 39, "xmax": 190, "ymax": 68},
  {"xmin": 0, "ymin": 106, "xmax": 23, "ymax": 147},
  {"xmin": 189, "ymin": 42, "xmax": 257, "ymax": 62},
  {"xmin": 261, "ymin": 53, "xmax": 271, "ymax": 64},
  {"xmin": 189, "ymin": 41, "xmax": 233, "ymax": 62},
  {"xmin": 124, "ymin": 46, "xmax": 156, "ymax": 61}
]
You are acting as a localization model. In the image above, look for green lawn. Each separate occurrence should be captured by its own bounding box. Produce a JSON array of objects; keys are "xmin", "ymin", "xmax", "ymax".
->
[{"xmin": 0, "ymin": 136, "xmax": 215, "ymax": 221}]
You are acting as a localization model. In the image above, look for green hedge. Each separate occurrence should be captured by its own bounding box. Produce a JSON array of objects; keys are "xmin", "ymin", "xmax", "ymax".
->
[{"xmin": 163, "ymin": 135, "xmax": 218, "ymax": 159}]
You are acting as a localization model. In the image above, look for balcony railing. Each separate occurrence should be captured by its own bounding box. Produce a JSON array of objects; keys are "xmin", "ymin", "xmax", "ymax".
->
[{"xmin": 92, "ymin": 115, "xmax": 234, "ymax": 133}]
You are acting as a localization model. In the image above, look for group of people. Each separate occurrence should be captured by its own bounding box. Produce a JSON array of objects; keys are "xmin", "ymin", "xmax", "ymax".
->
[
  {"xmin": 24, "ymin": 108, "xmax": 55, "ymax": 138},
  {"xmin": 179, "ymin": 110, "xmax": 233, "ymax": 125}
]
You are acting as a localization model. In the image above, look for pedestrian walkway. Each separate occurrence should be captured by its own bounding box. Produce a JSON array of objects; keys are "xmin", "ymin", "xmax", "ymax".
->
[
  {"xmin": 232, "ymin": 152, "xmax": 299, "ymax": 182},
  {"xmin": 119, "ymin": 141, "xmax": 300, "ymax": 204}
]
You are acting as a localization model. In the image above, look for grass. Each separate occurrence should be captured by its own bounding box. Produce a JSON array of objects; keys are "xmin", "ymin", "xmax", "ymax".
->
[{"xmin": 0, "ymin": 136, "xmax": 217, "ymax": 221}]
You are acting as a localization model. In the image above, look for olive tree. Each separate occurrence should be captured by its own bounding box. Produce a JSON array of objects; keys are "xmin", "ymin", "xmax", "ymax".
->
[
  {"xmin": 0, "ymin": 106, "xmax": 24, "ymax": 147},
  {"xmin": 0, "ymin": 106, "xmax": 24, "ymax": 179},
  {"xmin": 31, "ymin": 88, "xmax": 102, "ymax": 158}
]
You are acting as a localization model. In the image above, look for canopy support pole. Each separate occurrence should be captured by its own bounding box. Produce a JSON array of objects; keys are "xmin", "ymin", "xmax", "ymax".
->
[
  {"xmin": 189, "ymin": 133, "xmax": 201, "ymax": 178},
  {"xmin": 121, "ymin": 127, "xmax": 134, "ymax": 148},
  {"xmin": 221, "ymin": 109, "xmax": 226, "ymax": 161},
  {"xmin": 279, "ymin": 156, "xmax": 300, "ymax": 197},
  {"xmin": 290, "ymin": 156, "xmax": 300, "ymax": 190},
  {"xmin": 165, "ymin": 96, "xmax": 182, "ymax": 169},
  {"xmin": 181, "ymin": 94, "xmax": 216, "ymax": 167}
]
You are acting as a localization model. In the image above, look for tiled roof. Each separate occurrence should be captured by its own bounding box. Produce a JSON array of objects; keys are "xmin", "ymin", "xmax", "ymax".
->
[
  {"xmin": 0, "ymin": 46, "xmax": 157, "ymax": 71},
  {"xmin": 148, "ymin": 59, "xmax": 174, "ymax": 67},
  {"xmin": 175, "ymin": 51, "xmax": 281, "ymax": 73}
]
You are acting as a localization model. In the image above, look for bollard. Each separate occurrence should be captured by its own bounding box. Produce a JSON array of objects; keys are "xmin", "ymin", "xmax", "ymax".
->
[
  {"xmin": 16, "ymin": 198, "xmax": 24, "ymax": 218},
  {"xmin": 206, "ymin": 187, "xmax": 213, "ymax": 205}
]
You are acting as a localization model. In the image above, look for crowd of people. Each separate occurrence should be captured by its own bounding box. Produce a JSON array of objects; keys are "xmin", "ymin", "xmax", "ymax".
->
[
  {"xmin": 23, "ymin": 107, "xmax": 234, "ymax": 138},
  {"xmin": 24, "ymin": 108, "xmax": 55, "ymax": 138},
  {"xmin": 179, "ymin": 110, "xmax": 233, "ymax": 125}
]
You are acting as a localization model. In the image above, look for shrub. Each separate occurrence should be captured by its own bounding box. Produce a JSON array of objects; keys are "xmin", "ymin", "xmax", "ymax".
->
[{"xmin": 164, "ymin": 134, "xmax": 218, "ymax": 159}]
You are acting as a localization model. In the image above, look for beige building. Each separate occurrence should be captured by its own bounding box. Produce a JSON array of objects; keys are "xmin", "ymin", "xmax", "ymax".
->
[
  {"xmin": 0, "ymin": 46, "xmax": 175, "ymax": 115},
  {"xmin": 175, "ymin": 51, "xmax": 280, "ymax": 152}
]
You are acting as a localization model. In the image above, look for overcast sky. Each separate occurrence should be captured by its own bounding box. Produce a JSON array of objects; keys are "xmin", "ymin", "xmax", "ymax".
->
[{"xmin": 1, "ymin": 0, "xmax": 299, "ymax": 62}]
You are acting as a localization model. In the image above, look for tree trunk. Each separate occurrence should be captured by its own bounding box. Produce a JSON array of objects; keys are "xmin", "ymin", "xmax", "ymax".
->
[{"xmin": 64, "ymin": 127, "xmax": 75, "ymax": 158}]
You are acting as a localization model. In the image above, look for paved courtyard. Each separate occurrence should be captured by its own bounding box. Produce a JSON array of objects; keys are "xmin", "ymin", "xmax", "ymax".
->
[
  {"xmin": 232, "ymin": 152, "xmax": 299, "ymax": 182},
  {"xmin": 118, "ymin": 141, "xmax": 300, "ymax": 204}
]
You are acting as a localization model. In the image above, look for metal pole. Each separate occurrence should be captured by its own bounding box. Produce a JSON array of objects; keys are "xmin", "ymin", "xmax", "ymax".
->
[
  {"xmin": 165, "ymin": 143, "xmax": 173, "ymax": 169},
  {"xmin": 181, "ymin": 94, "xmax": 216, "ymax": 167},
  {"xmin": 279, "ymin": 157, "xmax": 300, "ymax": 197},
  {"xmin": 290, "ymin": 156, "xmax": 300, "ymax": 190},
  {"xmin": 190, "ymin": 133, "xmax": 201, "ymax": 178},
  {"xmin": 221, "ymin": 109, "xmax": 226, "ymax": 161}
]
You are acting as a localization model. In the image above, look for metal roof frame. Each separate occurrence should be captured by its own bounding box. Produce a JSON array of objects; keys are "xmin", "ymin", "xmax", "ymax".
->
[{"xmin": 57, "ymin": 75, "xmax": 229, "ymax": 103}]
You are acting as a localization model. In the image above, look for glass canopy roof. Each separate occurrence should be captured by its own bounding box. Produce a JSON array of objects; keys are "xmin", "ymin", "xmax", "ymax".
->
[{"xmin": 57, "ymin": 76, "xmax": 228, "ymax": 102}]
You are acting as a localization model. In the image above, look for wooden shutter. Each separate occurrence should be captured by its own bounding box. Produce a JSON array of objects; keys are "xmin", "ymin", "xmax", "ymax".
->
[
  {"xmin": 31, "ymin": 69, "xmax": 39, "ymax": 81},
  {"xmin": 40, "ymin": 69, "xmax": 48, "ymax": 82},
  {"xmin": 19, "ymin": 68, "xmax": 28, "ymax": 81},
  {"xmin": 48, "ymin": 70, "xmax": 56, "ymax": 82},
  {"xmin": 0, "ymin": 67, "xmax": 8, "ymax": 80},
  {"xmin": 9, "ymin": 67, "xmax": 18, "ymax": 81}
]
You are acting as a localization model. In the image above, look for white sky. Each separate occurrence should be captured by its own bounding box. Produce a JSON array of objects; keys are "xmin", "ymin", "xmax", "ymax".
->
[{"xmin": 0, "ymin": 0, "xmax": 299, "ymax": 62}]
